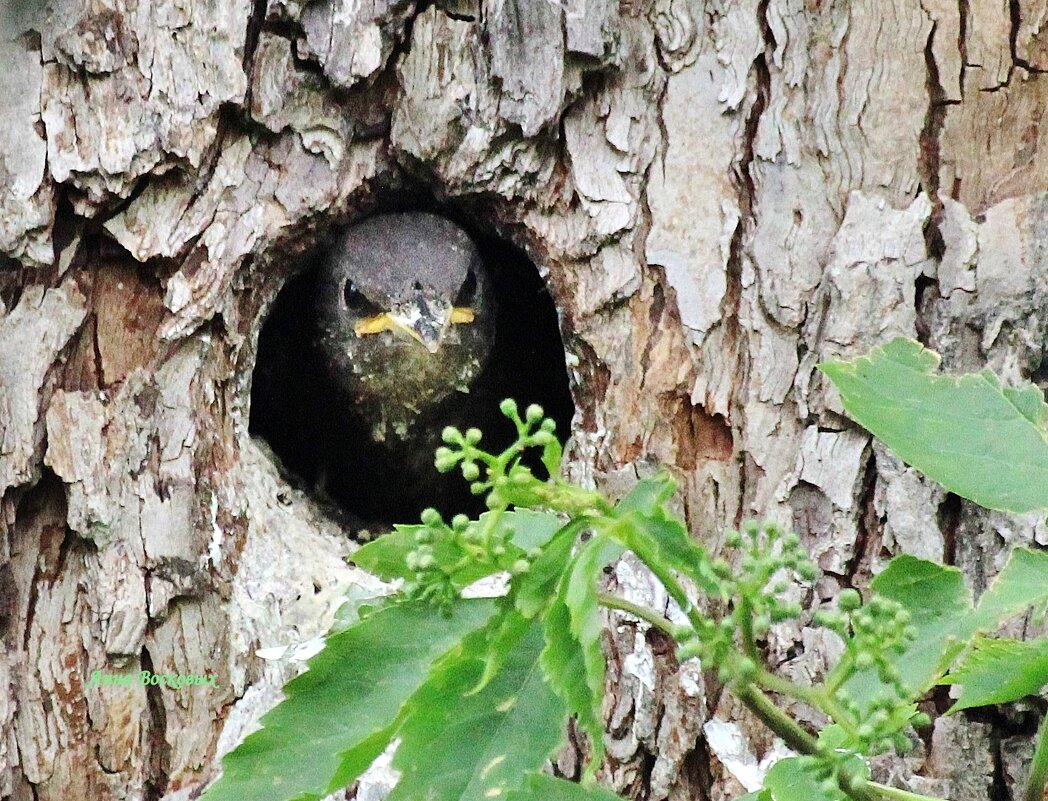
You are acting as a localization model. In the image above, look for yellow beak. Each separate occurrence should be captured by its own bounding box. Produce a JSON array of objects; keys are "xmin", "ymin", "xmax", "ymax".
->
[{"xmin": 354, "ymin": 307, "xmax": 476, "ymax": 351}]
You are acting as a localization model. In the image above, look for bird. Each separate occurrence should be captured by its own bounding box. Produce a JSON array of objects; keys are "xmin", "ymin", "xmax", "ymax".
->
[
  {"xmin": 250, "ymin": 209, "xmax": 572, "ymax": 527},
  {"xmin": 312, "ymin": 212, "xmax": 497, "ymax": 448}
]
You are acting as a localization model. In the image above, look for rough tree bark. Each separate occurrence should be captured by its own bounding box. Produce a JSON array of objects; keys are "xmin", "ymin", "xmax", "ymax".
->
[{"xmin": 0, "ymin": 0, "xmax": 1045, "ymax": 799}]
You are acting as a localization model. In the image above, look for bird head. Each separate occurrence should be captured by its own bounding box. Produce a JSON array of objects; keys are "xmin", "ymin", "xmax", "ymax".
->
[{"xmin": 313, "ymin": 212, "xmax": 496, "ymax": 440}]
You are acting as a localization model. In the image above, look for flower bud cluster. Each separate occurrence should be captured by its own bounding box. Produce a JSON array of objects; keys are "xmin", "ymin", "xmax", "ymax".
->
[
  {"xmin": 678, "ymin": 521, "xmax": 818, "ymax": 672},
  {"xmin": 723, "ymin": 521, "xmax": 819, "ymax": 626},
  {"xmin": 814, "ymin": 591, "xmax": 916, "ymax": 699}
]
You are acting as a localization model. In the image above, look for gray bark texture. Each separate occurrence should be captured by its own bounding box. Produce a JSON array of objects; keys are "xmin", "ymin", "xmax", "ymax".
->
[{"xmin": 0, "ymin": 0, "xmax": 1044, "ymax": 799}]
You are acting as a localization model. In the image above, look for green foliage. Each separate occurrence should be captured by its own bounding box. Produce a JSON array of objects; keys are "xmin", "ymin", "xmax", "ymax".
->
[
  {"xmin": 205, "ymin": 379, "xmax": 1048, "ymax": 801},
  {"xmin": 818, "ymin": 337, "xmax": 1048, "ymax": 512},
  {"xmin": 943, "ymin": 636, "xmax": 1048, "ymax": 712}
]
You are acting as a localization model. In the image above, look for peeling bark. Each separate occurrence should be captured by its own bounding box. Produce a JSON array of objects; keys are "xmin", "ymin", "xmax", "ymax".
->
[{"xmin": 1, "ymin": 0, "xmax": 1046, "ymax": 799}]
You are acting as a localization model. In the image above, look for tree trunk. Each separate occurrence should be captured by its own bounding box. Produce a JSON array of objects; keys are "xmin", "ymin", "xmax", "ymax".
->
[{"xmin": 0, "ymin": 0, "xmax": 1043, "ymax": 799}]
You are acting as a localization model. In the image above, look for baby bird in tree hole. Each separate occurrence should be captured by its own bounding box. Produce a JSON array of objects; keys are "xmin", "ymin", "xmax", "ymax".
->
[
  {"xmin": 307, "ymin": 212, "xmax": 501, "ymax": 523},
  {"xmin": 252, "ymin": 210, "xmax": 569, "ymax": 525}
]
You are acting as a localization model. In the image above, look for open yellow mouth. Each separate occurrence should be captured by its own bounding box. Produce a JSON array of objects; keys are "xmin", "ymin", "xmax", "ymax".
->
[{"xmin": 353, "ymin": 307, "xmax": 476, "ymax": 342}]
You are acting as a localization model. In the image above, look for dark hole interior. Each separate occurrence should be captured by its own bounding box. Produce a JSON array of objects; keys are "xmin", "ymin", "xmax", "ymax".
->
[{"xmin": 249, "ymin": 207, "xmax": 575, "ymax": 528}]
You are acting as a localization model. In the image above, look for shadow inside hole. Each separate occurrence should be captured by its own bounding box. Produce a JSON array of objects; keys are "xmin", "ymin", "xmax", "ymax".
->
[{"xmin": 249, "ymin": 211, "xmax": 575, "ymax": 527}]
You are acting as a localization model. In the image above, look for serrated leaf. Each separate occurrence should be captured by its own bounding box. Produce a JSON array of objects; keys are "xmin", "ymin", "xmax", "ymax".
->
[
  {"xmin": 847, "ymin": 549, "xmax": 1048, "ymax": 707},
  {"xmin": 609, "ymin": 474, "xmax": 721, "ymax": 597},
  {"xmin": 943, "ymin": 636, "xmax": 1048, "ymax": 712},
  {"xmin": 763, "ymin": 758, "xmax": 844, "ymax": 801},
  {"xmin": 819, "ymin": 337, "xmax": 1048, "ymax": 513},
  {"xmin": 506, "ymin": 774, "xmax": 627, "ymax": 801},
  {"xmin": 201, "ymin": 599, "xmax": 495, "ymax": 801},
  {"xmin": 969, "ymin": 547, "xmax": 1048, "ymax": 630},
  {"xmin": 555, "ymin": 536, "xmax": 622, "ymax": 772},
  {"xmin": 472, "ymin": 600, "xmax": 531, "ymax": 693},
  {"xmin": 516, "ymin": 519, "xmax": 585, "ymax": 618},
  {"xmin": 542, "ymin": 438, "xmax": 564, "ymax": 475},
  {"xmin": 387, "ymin": 615, "xmax": 567, "ymax": 801},
  {"xmin": 541, "ymin": 592, "xmax": 600, "ymax": 765}
]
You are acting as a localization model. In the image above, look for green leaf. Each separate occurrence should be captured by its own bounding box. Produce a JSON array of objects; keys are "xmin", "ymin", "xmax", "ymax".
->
[
  {"xmin": 944, "ymin": 636, "xmax": 1048, "ymax": 712},
  {"xmin": 353, "ymin": 510, "xmax": 564, "ymax": 585},
  {"xmin": 848, "ymin": 549, "xmax": 1048, "ymax": 706},
  {"xmin": 763, "ymin": 758, "xmax": 843, "ymax": 801},
  {"xmin": 201, "ymin": 599, "xmax": 495, "ymax": 801},
  {"xmin": 819, "ymin": 337, "xmax": 1048, "ymax": 513},
  {"xmin": 557, "ymin": 536, "xmax": 621, "ymax": 772},
  {"xmin": 506, "ymin": 774, "xmax": 627, "ymax": 801},
  {"xmin": 969, "ymin": 547, "xmax": 1048, "ymax": 630},
  {"xmin": 542, "ymin": 437, "xmax": 564, "ymax": 475},
  {"xmin": 388, "ymin": 615, "xmax": 567, "ymax": 801},
  {"xmin": 516, "ymin": 519, "xmax": 585, "ymax": 618}
]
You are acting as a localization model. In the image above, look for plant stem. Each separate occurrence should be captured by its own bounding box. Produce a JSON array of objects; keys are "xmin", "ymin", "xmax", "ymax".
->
[
  {"xmin": 1022, "ymin": 712, "xmax": 1048, "ymax": 801},
  {"xmin": 866, "ymin": 781, "xmax": 951, "ymax": 801},
  {"xmin": 733, "ymin": 683, "xmax": 819, "ymax": 754},
  {"xmin": 598, "ymin": 593, "xmax": 684, "ymax": 638}
]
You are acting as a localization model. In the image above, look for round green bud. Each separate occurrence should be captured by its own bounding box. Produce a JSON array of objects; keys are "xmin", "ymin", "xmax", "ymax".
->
[
  {"xmin": 525, "ymin": 404, "xmax": 544, "ymax": 423},
  {"xmin": 838, "ymin": 589, "xmax": 862, "ymax": 612},
  {"xmin": 532, "ymin": 431, "xmax": 554, "ymax": 446},
  {"xmin": 737, "ymin": 657, "xmax": 758, "ymax": 680},
  {"xmin": 492, "ymin": 544, "xmax": 506, "ymax": 557},
  {"xmin": 405, "ymin": 552, "xmax": 419, "ymax": 570},
  {"xmin": 857, "ymin": 723, "xmax": 875, "ymax": 740},
  {"xmin": 451, "ymin": 514, "xmax": 470, "ymax": 531},
  {"xmin": 470, "ymin": 482, "xmax": 487, "ymax": 495},
  {"xmin": 782, "ymin": 532, "xmax": 801, "ymax": 549},
  {"xmin": 511, "ymin": 559, "xmax": 531, "ymax": 575},
  {"xmin": 414, "ymin": 529, "xmax": 432, "ymax": 544},
  {"xmin": 486, "ymin": 491, "xmax": 504, "ymax": 510},
  {"xmin": 910, "ymin": 712, "xmax": 931, "ymax": 728},
  {"xmin": 499, "ymin": 398, "xmax": 518, "ymax": 417},
  {"xmin": 461, "ymin": 462, "xmax": 481, "ymax": 481},
  {"xmin": 417, "ymin": 553, "xmax": 435, "ymax": 570},
  {"xmin": 441, "ymin": 426, "xmax": 462, "ymax": 444},
  {"xmin": 420, "ymin": 508, "xmax": 442, "ymax": 527},
  {"xmin": 819, "ymin": 778, "xmax": 839, "ymax": 796},
  {"xmin": 855, "ymin": 651, "xmax": 874, "ymax": 669},
  {"xmin": 540, "ymin": 418, "xmax": 557, "ymax": 433},
  {"xmin": 796, "ymin": 561, "xmax": 820, "ymax": 582},
  {"xmin": 465, "ymin": 427, "xmax": 483, "ymax": 444},
  {"xmin": 725, "ymin": 530, "xmax": 743, "ymax": 548}
]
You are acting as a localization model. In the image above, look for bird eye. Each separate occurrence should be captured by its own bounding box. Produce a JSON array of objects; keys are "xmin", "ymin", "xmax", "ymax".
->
[
  {"xmin": 455, "ymin": 270, "xmax": 478, "ymax": 306},
  {"xmin": 342, "ymin": 281, "xmax": 380, "ymax": 315}
]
